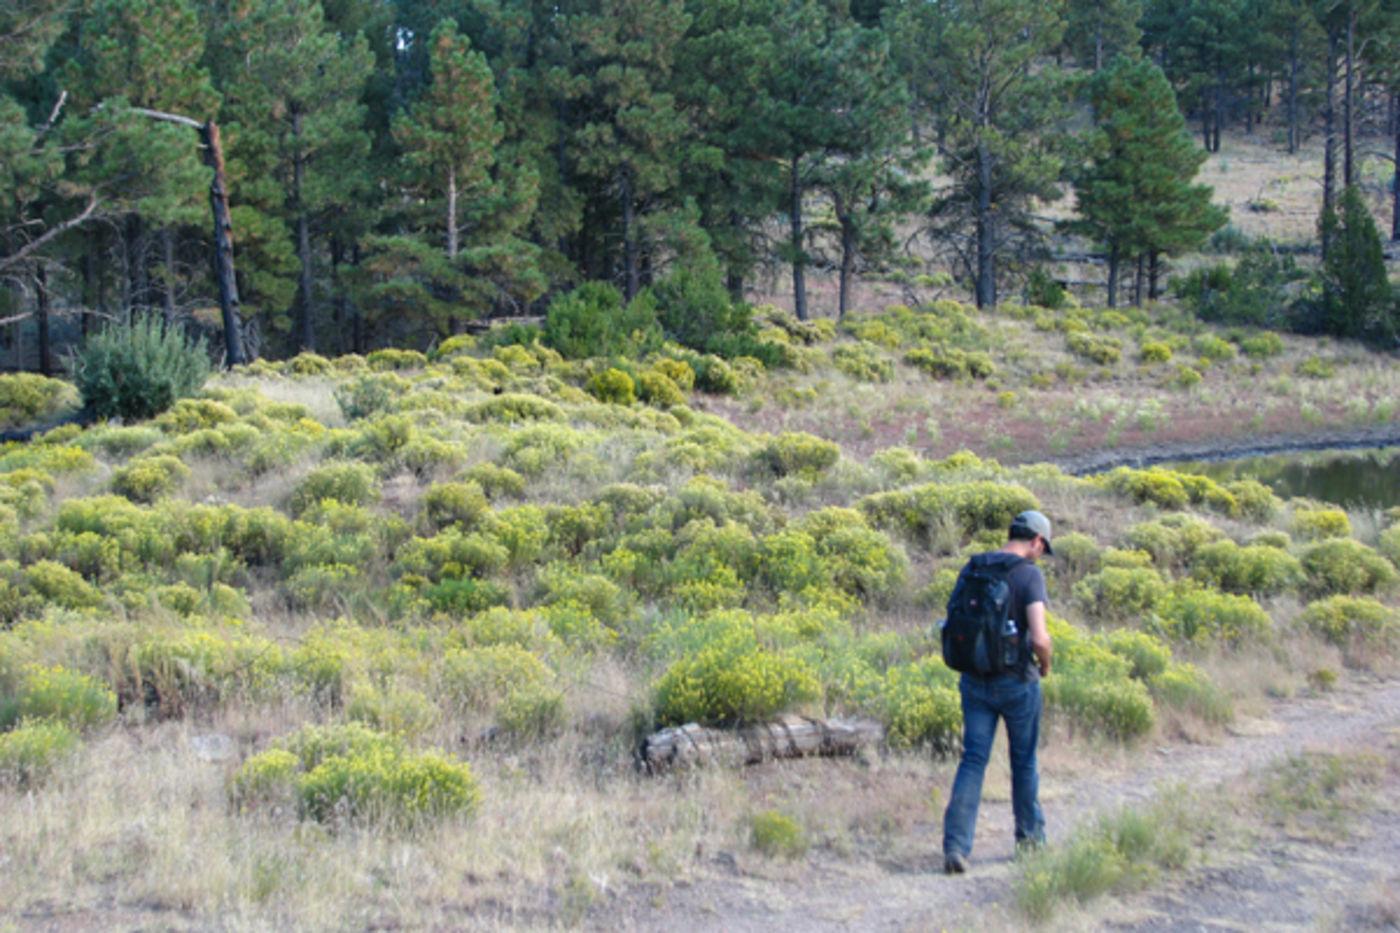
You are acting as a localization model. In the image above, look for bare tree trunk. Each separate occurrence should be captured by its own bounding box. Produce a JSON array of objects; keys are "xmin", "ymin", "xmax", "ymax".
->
[
  {"xmin": 201, "ymin": 120, "xmax": 247, "ymax": 366},
  {"xmin": 727, "ymin": 209, "xmax": 745, "ymax": 300},
  {"xmin": 790, "ymin": 154, "xmax": 808, "ymax": 320},
  {"xmin": 975, "ymin": 140, "xmax": 995, "ymax": 308},
  {"xmin": 293, "ymin": 111, "xmax": 315, "ymax": 353},
  {"xmin": 1393, "ymin": 90, "xmax": 1400, "ymax": 241},
  {"xmin": 36, "ymin": 264, "xmax": 51, "ymax": 376},
  {"xmin": 1149, "ymin": 251, "xmax": 1162, "ymax": 301},
  {"xmin": 1133, "ymin": 253, "xmax": 1145, "ymax": 307},
  {"xmin": 1287, "ymin": 38, "xmax": 1300, "ymax": 154},
  {"xmin": 1322, "ymin": 30, "xmax": 1338, "ymax": 260}
]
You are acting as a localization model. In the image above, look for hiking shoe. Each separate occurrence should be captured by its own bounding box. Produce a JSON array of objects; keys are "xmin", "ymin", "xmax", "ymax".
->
[{"xmin": 944, "ymin": 853, "xmax": 969, "ymax": 874}]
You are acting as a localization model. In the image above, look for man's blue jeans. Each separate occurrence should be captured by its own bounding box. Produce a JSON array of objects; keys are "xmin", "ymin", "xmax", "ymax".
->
[{"xmin": 942, "ymin": 672, "xmax": 1046, "ymax": 860}]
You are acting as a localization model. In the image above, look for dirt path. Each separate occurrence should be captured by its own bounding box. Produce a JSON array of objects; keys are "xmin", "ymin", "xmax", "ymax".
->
[{"xmin": 592, "ymin": 676, "xmax": 1400, "ymax": 931}]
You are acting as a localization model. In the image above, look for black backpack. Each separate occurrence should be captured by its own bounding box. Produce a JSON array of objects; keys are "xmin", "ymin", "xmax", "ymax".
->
[{"xmin": 941, "ymin": 555, "xmax": 1027, "ymax": 675}]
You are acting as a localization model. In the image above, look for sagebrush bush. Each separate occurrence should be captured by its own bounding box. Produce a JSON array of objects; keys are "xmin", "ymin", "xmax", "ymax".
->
[
  {"xmin": 831, "ymin": 341, "xmax": 894, "ymax": 382},
  {"xmin": 586, "ymin": 368, "xmax": 635, "ymax": 405},
  {"xmin": 878, "ymin": 655, "xmax": 961, "ymax": 750},
  {"xmin": 1293, "ymin": 507, "xmax": 1352, "ymax": 540},
  {"xmin": 1138, "ymin": 342, "xmax": 1173, "ymax": 364},
  {"xmin": 749, "ymin": 809, "xmax": 809, "ymax": 858},
  {"xmin": 0, "ymin": 663, "xmax": 117, "ymax": 731},
  {"xmin": 0, "ymin": 720, "xmax": 79, "ymax": 788},
  {"xmin": 1123, "ymin": 514, "xmax": 1226, "ymax": 567},
  {"xmin": 73, "ymin": 312, "xmax": 211, "ymax": 422},
  {"xmin": 752, "ymin": 432, "xmax": 840, "ymax": 478},
  {"xmin": 1302, "ymin": 595, "xmax": 1400, "ymax": 666},
  {"xmin": 1148, "ymin": 663, "xmax": 1233, "ymax": 724},
  {"xmin": 1149, "ymin": 584, "xmax": 1272, "ymax": 647},
  {"xmin": 289, "ymin": 462, "xmax": 381, "ymax": 516},
  {"xmin": 111, "ymin": 454, "xmax": 191, "ymax": 503},
  {"xmin": 859, "ymin": 481, "xmax": 1039, "ymax": 548},
  {"xmin": 1189, "ymin": 540, "xmax": 1303, "ymax": 595},
  {"xmin": 1300, "ymin": 538, "xmax": 1398, "ymax": 595},
  {"xmin": 1073, "ymin": 566, "xmax": 1167, "ymax": 622},
  {"xmin": 0, "ymin": 373, "xmax": 78, "ymax": 429},
  {"xmin": 419, "ymin": 481, "xmax": 489, "ymax": 531},
  {"xmin": 233, "ymin": 722, "xmax": 480, "ymax": 828},
  {"xmin": 334, "ymin": 372, "xmax": 409, "ymax": 420}
]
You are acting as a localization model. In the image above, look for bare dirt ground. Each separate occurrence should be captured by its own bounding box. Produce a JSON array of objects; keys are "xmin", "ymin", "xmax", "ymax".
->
[{"xmin": 586, "ymin": 675, "xmax": 1400, "ymax": 932}]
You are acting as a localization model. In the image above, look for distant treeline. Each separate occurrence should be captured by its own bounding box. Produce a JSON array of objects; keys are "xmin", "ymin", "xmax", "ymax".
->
[{"xmin": 2, "ymin": 0, "xmax": 1398, "ymax": 367}]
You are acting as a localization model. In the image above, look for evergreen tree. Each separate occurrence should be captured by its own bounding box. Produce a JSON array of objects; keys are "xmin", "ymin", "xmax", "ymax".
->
[
  {"xmin": 1314, "ymin": 184, "xmax": 1396, "ymax": 344},
  {"xmin": 1065, "ymin": 0, "xmax": 1144, "ymax": 71},
  {"xmin": 1068, "ymin": 56, "xmax": 1227, "ymax": 306},
  {"xmin": 367, "ymin": 19, "xmax": 542, "ymax": 336},
  {"xmin": 206, "ymin": 0, "xmax": 373, "ymax": 353},
  {"xmin": 894, "ymin": 0, "xmax": 1066, "ymax": 308}
]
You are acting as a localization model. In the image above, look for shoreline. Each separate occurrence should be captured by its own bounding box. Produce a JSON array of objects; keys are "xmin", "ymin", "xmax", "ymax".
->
[{"xmin": 1046, "ymin": 424, "xmax": 1400, "ymax": 476}]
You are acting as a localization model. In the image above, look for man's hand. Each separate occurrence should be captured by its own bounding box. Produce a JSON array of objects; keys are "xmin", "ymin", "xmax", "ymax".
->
[{"xmin": 1027, "ymin": 601, "xmax": 1051, "ymax": 677}]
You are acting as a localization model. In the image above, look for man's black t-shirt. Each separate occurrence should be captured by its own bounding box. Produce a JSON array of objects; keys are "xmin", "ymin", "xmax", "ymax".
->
[{"xmin": 956, "ymin": 551, "xmax": 1049, "ymax": 681}]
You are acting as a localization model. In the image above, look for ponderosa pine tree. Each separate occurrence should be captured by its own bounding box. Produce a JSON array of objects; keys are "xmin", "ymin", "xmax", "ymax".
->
[
  {"xmin": 1314, "ymin": 184, "xmax": 1395, "ymax": 343},
  {"xmin": 893, "ymin": 0, "xmax": 1066, "ymax": 308},
  {"xmin": 367, "ymin": 19, "xmax": 542, "ymax": 335},
  {"xmin": 205, "ymin": 0, "xmax": 373, "ymax": 353},
  {"xmin": 1065, "ymin": 0, "xmax": 1143, "ymax": 71},
  {"xmin": 1068, "ymin": 56, "xmax": 1227, "ymax": 306}
]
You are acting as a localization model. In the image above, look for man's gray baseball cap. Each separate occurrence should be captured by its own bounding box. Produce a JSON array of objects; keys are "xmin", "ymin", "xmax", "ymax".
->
[{"xmin": 1010, "ymin": 510, "xmax": 1054, "ymax": 555}]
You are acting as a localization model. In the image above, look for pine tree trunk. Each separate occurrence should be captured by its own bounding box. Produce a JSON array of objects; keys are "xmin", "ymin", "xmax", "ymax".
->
[
  {"xmin": 1149, "ymin": 251, "xmax": 1162, "ymax": 301},
  {"xmin": 621, "ymin": 166, "xmax": 638, "ymax": 303},
  {"xmin": 975, "ymin": 140, "xmax": 995, "ymax": 308},
  {"xmin": 1106, "ymin": 242, "xmax": 1119, "ymax": 308},
  {"xmin": 1344, "ymin": 2, "xmax": 1356, "ymax": 187},
  {"xmin": 1393, "ymin": 92, "xmax": 1400, "ymax": 242},
  {"xmin": 1287, "ymin": 40, "xmax": 1300, "ymax": 154},
  {"xmin": 790, "ymin": 154, "xmax": 807, "ymax": 321},
  {"xmin": 294, "ymin": 111, "xmax": 315, "ymax": 353},
  {"xmin": 1133, "ymin": 253, "xmax": 1145, "ymax": 307},
  {"xmin": 126, "ymin": 213, "xmax": 148, "ymax": 314},
  {"xmin": 83, "ymin": 227, "xmax": 99, "ymax": 338},
  {"xmin": 162, "ymin": 226, "xmax": 177, "ymax": 323},
  {"xmin": 36, "ymin": 264, "xmax": 51, "ymax": 376},
  {"xmin": 446, "ymin": 163, "xmax": 458, "ymax": 261},
  {"xmin": 1322, "ymin": 30, "xmax": 1338, "ymax": 259},
  {"xmin": 727, "ymin": 209, "xmax": 745, "ymax": 300},
  {"xmin": 838, "ymin": 207, "xmax": 855, "ymax": 319},
  {"xmin": 201, "ymin": 120, "xmax": 247, "ymax": 367}
]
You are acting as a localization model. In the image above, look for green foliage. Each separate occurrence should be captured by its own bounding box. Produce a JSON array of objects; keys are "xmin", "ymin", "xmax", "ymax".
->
[
  {"xmin": 1238, "ymin": 331, "xmax": 1285, "ymax": 358},
  {"xmin": 0, "ymin": 663, "xmax": 117, "ymax": 732},
  {"xmin": 1120, "ymin": 515, "xmax": 1225, "ymax": 568},
  {"xmin": 72, "ymin": 312, "xmax": 211, "ymax": 423},
  {"xmin": 1302, "ymin": 596, "xmax": 1400, "ymax": 666},
  {"xmin": 334, "ymin": 372, "xmax": 409, "ymax": 420},
  {"xmin": 652, "ymin": 611, "xmax": 822, "ymax": 726},
  {"xmin": 1072, "ymin": 566, "xmax": 1167, "ymax": 622},
  {"xmin": 1294, "ymin": 507, "xmax": 1351, "ymax": 540},
  {"xmin": 1066, "ymin": 331, "xmax": 1121, "ymax": 365},
  {"xmin": 859, "ymin": 481, "xmax": 1040, "ymax": 549},
  {"xmin": 0, "ymin": 373, "xmax": 78, "ymax": 429},
  {"xmin": 878, "ymin": 655, "xmax": 961, "ymax": 751},
  {"xmin": 1148, "ymin": 663, "xmax": 1232, "ymax": 724},
  {"xmin": 1310, "ymin": 185, "xmax": 1397, "ymax": 346},
  {"xmin": 1192, "ymin": 334, "xmax": 1235, "ymax": 362},
  {"xmin": 1175, "ymin": 245, "xmax": 1304, "ymax": 329},
  {"xmin": 586, "ymin": 367, "xmax": 636, "ymax": 405},
  {"xmin": 0, "ymin": 720, "xmax": 80, "ymax": 788},
  {"xmin": 1149, "ymin": 584, "xmax": 1272, "ymax": 648},
  {"xmin": 233, "ymin": 722, "xmax": 480, "ymax": 828},
  {"xmin": 1042, "ymin": 619, "xmax": 1157, "ymax": 740},
  {"xmin": 1189, "ymin": 541, "xmax": 1303, "ymax": 596},
  {"xmin": 635, "ymin": 369, "xmax": 686, "ymax": 407},
  {"xmin": 1299, "ymin": 538, "xmax": 1398, "ymax": 596},
  {"xmin": 903, "ymin": 345, "xmax": 995, "ymax": 380},
  {"xmin": 288, "ymin": 462, "xmax": 381, "ymax": 516},
  {"xmin": 111, "ymin": 454, "xmax": 191, "ymax": 503},
  {"xmin": 832, "ymin": 341, "xmax": 894, "ymax": 382},
  {"xmin": 749, "ymin": 809, "xmax": 808, "ymax": 858},
  {"xmin": 544, "ymin": 283, "xmax": 662, "ymax": 360},
  {"xmin": 23, "ymin": 560, "xmax": 102, "ymax": 610},
  {"xmin": 367, "ymin": 348, "xmax": 428, "ymax": 371},
  {"xmin": 465, "ymin": 394, "xmax": 564, "ymax": 424},
  {"xmin": 1296, "ymin": 355, "xmax": 1335, "ymax": 379},
  {"xmin": 1138, "ymin": 342, "xmax": 1172, "ymax": 364},
  {"xmin": 1226, "ymin": 479, "xmax": 1279, "ymax": 520},
  {"xmin": 752, "ymin": 432, "xmax": 840, "ymax": 478}
]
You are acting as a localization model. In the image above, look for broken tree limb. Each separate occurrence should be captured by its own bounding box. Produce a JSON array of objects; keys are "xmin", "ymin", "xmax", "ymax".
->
[{"xmin": 640, "ymin": 715, "xmax": 884, "ymax": 773}]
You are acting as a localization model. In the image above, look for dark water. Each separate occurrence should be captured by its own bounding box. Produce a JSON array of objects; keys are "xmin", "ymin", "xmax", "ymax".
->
[{"xmin": 1166, "ymin": 447, "xmax": 1400, "ymax": 509}]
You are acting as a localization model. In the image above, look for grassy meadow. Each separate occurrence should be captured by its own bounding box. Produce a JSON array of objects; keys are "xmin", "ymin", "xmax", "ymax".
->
[{"xmin": 2, "ymin": 286, "xmax": 1400, "ymax": 928}]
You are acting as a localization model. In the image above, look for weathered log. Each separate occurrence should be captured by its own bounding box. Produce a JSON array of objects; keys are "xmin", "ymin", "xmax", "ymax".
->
[{"xmin": 640, "ymin": 715, "xmax": 884, "ymax": 773}]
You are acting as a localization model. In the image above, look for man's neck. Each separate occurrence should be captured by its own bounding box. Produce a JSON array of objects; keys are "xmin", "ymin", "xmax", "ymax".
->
[{"xmin": 1001, "ymin": 539, "xmax": 1036, "ymax": 560}]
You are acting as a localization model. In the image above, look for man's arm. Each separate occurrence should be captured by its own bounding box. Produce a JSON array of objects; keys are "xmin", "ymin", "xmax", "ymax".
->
[{"xmin": 1027, "ymin": 601, "xmax": 1051, "ymax": 677}]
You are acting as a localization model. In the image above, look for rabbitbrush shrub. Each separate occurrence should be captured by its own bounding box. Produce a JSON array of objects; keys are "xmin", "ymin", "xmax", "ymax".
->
[
  {"xmin": 232, "ymin": 722, "xmax": 480, "ymax": 828},
  {"xmin": 72, "ymin": 312, "xmax": 211, "ymax": 422},
  {"xmin": 0, "ymin": 720, "xmax": 80, "ymax": 788},
  {"xmin": 111, "ymin": 454, "xmax": 191, "ymax": 503},
  {"xmin": 0, "ymin": 663, "xmax": 117, "ymax": 731},
  {"xmin": 1073, "ymin": 567, "xmax": 1168, "ymax": 622},
  {"xmin": 1149, "ymin": 585, "xmax": 1272, "ymax": 647},
  {"xmin": 0, "ymin": 373, "xmax": 78, "ymax": 429},
  {"xmin": 1300, "ymin": 538, "xmax": 1398, "ymax": 595},
  {"xmin": 1302, "ymin": 596, "xmax": 1400, "ymax": 666}
]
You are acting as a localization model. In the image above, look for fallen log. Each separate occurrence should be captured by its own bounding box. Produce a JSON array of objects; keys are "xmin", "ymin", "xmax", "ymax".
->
[{"xmin": 640, "ymin": 715, "xmax": 884, "ymax": 773}]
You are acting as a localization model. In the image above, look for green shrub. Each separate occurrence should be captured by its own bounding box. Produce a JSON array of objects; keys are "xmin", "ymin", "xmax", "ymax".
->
[
  {"xmin": 289, "ymin": 462, "xmax": 381, "ymax": 516},
  {"xmin": 334, "ymin": 372, "xmax": 409, "ymax": 420},
  {"xmin": 1296, "ymin": 355, "xmax": 1335, "ymax": 379},
  {"xmin": 1, "ymin": 663, "xmax": 117, "ymax": 731},
  {"xmin": 749, "ymin": 809, "xmax": 808, "ymax": 858},
  {"xmin": 586, "ymin": 368, "xmax": 635, "ymax": 405},
  {"xmin": 1239, "ymin": 331, "xmax": 1285, "ymax": 358},
  {"xmin": 1192, "ymin": 334, "xmax": 1236, "ymax": 362},
  {"xmin": 72, "ymin": 312, "xmax": 211, "ymax": 422},
  {"xmin": 1380, "ymin": 526, "xmax": 1400, "ymax": 566},
  {"xmin": 1138, "ymin": 342, "xmax": 1173, "ymax": 364},
  {"xmin": 154, "ymin": 397, "xmax": 239, "ymax": 433},
  {"xmin": 438, "ymin": 644, "xmax": 551, "ymax": 711},
  {"xmin": 858, "ymin": 481, "xmax": 1040, "ymax": 548},
  {"xmin": 1190, "ymin": 541, "xmax": 1303, "ymax": 595},
  {"xmin": 465, "ymin": 393, "xmax": 564, "ymax": 423},
  {"xmin": 1072, "ymin": 567, "xmax": 1167, "ymax": 622},
  {"xmin": 0, "ymin": 720, "xmax": 80, "ymax": 787},
  {"xmin": 635, "ymin": 369, "xmax": 686, "ymax": 407},
  {"xmin": 1302, "ymin": 596, "xmax": 1400, "ymax": 665},
  {"xmin": 1098, "ymin": 467, "xmax": 1189, "ymax": 509},
  {"xmin": 1227, "ymin": 479, "xmax": 1279, "ymax": 520},
  {"xmin": 1300, "ymin": 538, "xmax": 1398, "ymax": 595},
  {"xmin": 233, "ymin": 723, "xmax": 480, "ymax": 828},
  {"xmin": 878, "ymin": 655, "xmax": 960, "ymax": 751},
  {"xmin": 1122, "ymin": 515, "xmax": 1225, "ymax": 567},
  {"xmin": 1102, "ymin": 630, "xmax": 1173, "ymax": 681},
  {"xmin": 0, "ymin": 373, "xmax": 78, "ymax": 429},
  {"xmin": 1148, "ymin": 663, "xmax": 1233, "ymax": 723},
  {"xmin": 1174, "ymin": 366, "xmax": 1202, "ymax": 388},
  {"xmin": 1067, "ymin": 332, "xmax": 1121, "ymax": 365},
  {"xmin": 544, "ymin": 282, "xmax": 662, "ymax": 359},
  {"xmin": 111, "ymin": 454, "xmax": 191, "ymax": 503},
  {"xmin": 1294, "ymin": 507, "xmax": 1352, "ymax": 540},
  {"xmin": 464, "ymin": 462, "xmax": 527, "ymax": 499},
  {"xmin": 366, "ymin": 348, "xmax": 428, "ymax": 371},
  {"xmin": 419, "ymin": 481, "xmax": 489, "ymax": 531},
  {"xmin": 496, "ymin": 682, "xmax": 566, "ymax": 738},
  {"xmin": 23, "ymin": 559, "xmax": 102, "ymax": 609},
  {"xmin": 1149, "ymin": 584, "xmax": 1272, "ymax": 647},
  {"xmin": 752, "ymin": 432, "xmax": 840, "ymax": 478},
  {"xmin": 832, "ymin": 341, "xmax": 894, "ymax": 382},
  {"xmin": 1045, "ymin": 670, "xmax": 1155, "ymax": 739},
  {"xmin": 1052, "ymin": 532, "xmax": 1103, "ymax": 582},
  {"xmin": 652, "ymin": 611, "xmax": 822, "ymax": 726}
]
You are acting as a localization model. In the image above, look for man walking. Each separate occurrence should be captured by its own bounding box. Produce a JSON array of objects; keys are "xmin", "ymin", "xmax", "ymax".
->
[{"xmin": 942, "ymin": 510, "xmax": 1055, "ymax": 874}]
